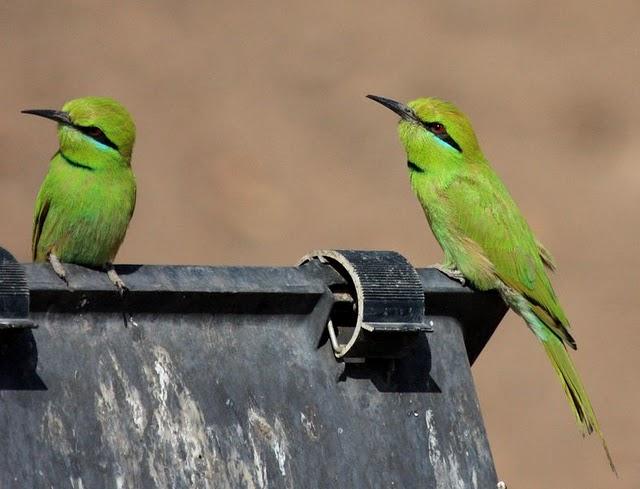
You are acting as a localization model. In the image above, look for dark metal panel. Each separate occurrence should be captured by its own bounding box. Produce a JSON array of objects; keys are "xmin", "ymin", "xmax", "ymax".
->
[
  {"xmin": 0, "ymin": 309, "xmax": 498, "ymax": 487},
  {"xmin": 0, "ymin": 255, "xmax": 508, "ymax": 488},
  {"xmin": 418, "ymin": 268, "xmax": 508, "ymax": 365}
]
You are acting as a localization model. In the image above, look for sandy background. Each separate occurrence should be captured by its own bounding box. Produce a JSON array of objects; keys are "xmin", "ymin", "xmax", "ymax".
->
[{"xmin": 1, "ymin": 1, "xmax": 638, "ymax": 487}]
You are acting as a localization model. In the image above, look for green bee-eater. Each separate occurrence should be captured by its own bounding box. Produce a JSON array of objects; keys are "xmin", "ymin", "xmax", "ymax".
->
[
  {"xmin": 367, "ymin": 94, "xmax": 615, "ymax": 473},
  {"xmin": 23, "ymin": 97, "xmax": 136, "ymax": 290}
]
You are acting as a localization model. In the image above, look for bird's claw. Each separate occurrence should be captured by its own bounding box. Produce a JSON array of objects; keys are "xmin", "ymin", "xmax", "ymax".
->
[
  {"xmin": 432, "ymin": 263, "xmax": 466, "ymax": 285},
  {"xmin": 106, "ymin": 264, "xmax": 128, "ymax": 295},
  {"xmin": 48, "ymin": 253, "xmax": 69, "ymax": 285}
]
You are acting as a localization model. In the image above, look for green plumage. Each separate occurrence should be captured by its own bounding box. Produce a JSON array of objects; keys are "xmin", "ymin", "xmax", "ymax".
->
[
  {"xmin": 368, "ymin": 95, "xmax": 615, "ymax": 473},
  {"xmin": 27, "ymin": 97, "xmax": 136, "ymax": 282}
]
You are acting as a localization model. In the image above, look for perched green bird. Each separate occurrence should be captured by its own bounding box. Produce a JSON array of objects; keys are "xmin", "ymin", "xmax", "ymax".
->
[
  {"xmin": 23, "ymin": 97, "xmax": 137, "ymax": 290},
  {"xmin": 367, "ymin": 94, "xmax": 615, "ymax": 473}
]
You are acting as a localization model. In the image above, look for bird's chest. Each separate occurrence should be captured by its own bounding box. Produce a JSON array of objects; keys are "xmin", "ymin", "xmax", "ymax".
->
[
  {"xmin": 48, "ymin": 168, "xmax": 135, "ymax": 255},
  {"xmin": 409, "ymin": 170, "xmax": 464, "ymax": 253},
  {"xmin": 62, "ymin": 173, "xmax": 130, "ymax": 221},
  {"xmin": 410, "ymin": 171, "xmax": 450, "ymax": 224}
]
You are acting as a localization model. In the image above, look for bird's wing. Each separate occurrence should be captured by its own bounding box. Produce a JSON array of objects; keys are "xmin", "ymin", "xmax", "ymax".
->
[
  {"xmin": 128, "ymin": 180, "xmax": 137, "ymax": 221},
  {"xmin": 536, "ymin": 239, "xmax": 557, "ymax": 271},
  {"xmin": 32, "ymin": 193, "xmax": 51, "ymax": 262},
  {"xmin": 444, "ymin": 165, "xmax": 574, "ymax": 347},
  {"xmin": 106, "ymin": 173, "xmax": 137, "ymax": 262}
]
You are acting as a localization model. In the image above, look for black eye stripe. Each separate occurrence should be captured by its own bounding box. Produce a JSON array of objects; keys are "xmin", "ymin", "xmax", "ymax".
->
[
  {"xmin": 437, "ymin": 133, "xmax": 462, "ymax": 153},
  {"xmin": 75, "ymin": 125, "xmax": 118, "ymax": 151},
  {"xmin": 422, "ymin": 121, "xmax": 462, "ymax": 153}
]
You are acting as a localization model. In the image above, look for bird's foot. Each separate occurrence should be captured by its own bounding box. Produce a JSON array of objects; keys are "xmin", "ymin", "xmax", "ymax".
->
[
  {"xmin": 431, "ymin": 263, "xmax": 466, "ymax": 285},
  {"xmin": 48, "ymin": 253, "xmax": 69, "ymax": 285},
  {"xmin": 105, "ymin": 263, "xmax": 128, "ymax": 295}
]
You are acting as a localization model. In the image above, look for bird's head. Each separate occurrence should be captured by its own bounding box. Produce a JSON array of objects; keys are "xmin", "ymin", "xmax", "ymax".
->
[
  {"xmin": 23, "ymin": 97, "xmax": 136, "ymax": 168},
  {"xmin": 367, "ymin": 95, "xmax": 481, "ymax": 173}
]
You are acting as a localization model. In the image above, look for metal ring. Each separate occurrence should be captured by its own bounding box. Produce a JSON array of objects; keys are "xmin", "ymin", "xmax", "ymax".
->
[{"xmin": 326, "ymin": 318, "xmax": 363, "ymax": 359}]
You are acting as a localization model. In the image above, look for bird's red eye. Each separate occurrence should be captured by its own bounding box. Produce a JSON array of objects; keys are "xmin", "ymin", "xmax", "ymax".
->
[
  {"xmin": 430, "ymin": 123, "xmax": 445, "ymax": 134},
  {"xmin": 76, "ymin": 124, "xmax": 118, "ymax": 150},
  {"xmin": 86, "ymin": 127, "xmax": 103, "ymax": 137}
]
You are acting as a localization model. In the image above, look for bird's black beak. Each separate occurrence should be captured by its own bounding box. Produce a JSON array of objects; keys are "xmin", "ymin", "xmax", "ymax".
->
[
  {"xmin": 21, "ymin": 109, "xmax": 72, "ymax": 125},
  {"xmin": 366, "ymin": 95, "xmax": 419, "ymax": 123}
]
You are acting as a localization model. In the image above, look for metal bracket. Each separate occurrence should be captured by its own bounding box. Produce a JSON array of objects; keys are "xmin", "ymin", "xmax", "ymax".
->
[
  {"xmin": 300, "ymin": 249, "xmax": 431, "ymax": 359},
  {"xmin": 0, "ymin": 247, "xmax": 36, "ymax": 329}
]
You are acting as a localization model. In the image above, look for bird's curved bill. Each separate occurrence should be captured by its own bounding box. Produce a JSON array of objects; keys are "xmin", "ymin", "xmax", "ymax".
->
[
  {"xmin": 366, "ymin": 95, "xmax": 418, "ymax": 123},
  {"xmin": 21, "ymin": 109, "xmax": 72, "ymax": 125}
]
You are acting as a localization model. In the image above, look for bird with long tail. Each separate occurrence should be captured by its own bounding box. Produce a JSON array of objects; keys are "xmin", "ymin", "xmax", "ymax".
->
[{"xmin": 367, "ymin": 94, "xmax": 616, "ymax": 474}]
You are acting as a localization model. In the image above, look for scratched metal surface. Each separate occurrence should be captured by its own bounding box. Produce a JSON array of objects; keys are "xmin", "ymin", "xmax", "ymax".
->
[{"xmin": 0, "ymin": 263, "xmax": 503, "ymax": 488}]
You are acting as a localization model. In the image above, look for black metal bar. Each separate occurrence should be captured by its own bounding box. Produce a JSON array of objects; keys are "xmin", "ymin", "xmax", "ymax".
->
[
  {"xmin": 26, "ymin": 263, "xmax": 327, "ymax": 315},
  {"xmin": 24, "ymin": 261, "xmax": 507, "ymax": 364},
  {"xmin": 23, "ymin": 262, "xmax": 487, "ymax": 308}
]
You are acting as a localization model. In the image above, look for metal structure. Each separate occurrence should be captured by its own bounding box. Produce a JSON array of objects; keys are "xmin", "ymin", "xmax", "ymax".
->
[{"xmin": 0, "ymin": 247, "xmax": 507, "ymax": 488}]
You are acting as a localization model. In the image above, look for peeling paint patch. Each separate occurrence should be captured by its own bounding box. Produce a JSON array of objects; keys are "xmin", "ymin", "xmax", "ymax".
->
[
  {"xmin": 248, "ymin": 408, "xmax": 291, "ymax": 480},
  {"xmin": 89, "ymin": 344, "xmax": 279, "ymax": 489},
  {"xmin": 246, "ymin": 425, "xmax": 267, "ymax": 488},
  {"xmin": 107, "ymin": 350, "xmax": 147, "ymax": 435},
  {"xmin": 215, "ymin": 436, "xmax": 260, "ymax": 489},
  {"xmin": 299, "ymin": 412, "xmax": 318, "ymax": 440},
  {"xmin": 42, "ymin": 405, "xmax": 73, "ymax": 458},
  {"xmin": 142, "ymin": 346, "xmax": 218, "ymax": 489},
  {"xmin": 70, "ymin": 476, "xmax": 84, "ymax": 489},
  {"xmin": 425, "ymin": 409, "xmax": 466, "ymax": 489},
  {"xmin": 95, "ymin": 351, "xmax": 144, "ymax": 488}
]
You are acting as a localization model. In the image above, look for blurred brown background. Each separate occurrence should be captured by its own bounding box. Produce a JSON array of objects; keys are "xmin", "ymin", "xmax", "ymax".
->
[{"xmin": 1, "ymin": 1, "xmax": 638, "ymax": 487}]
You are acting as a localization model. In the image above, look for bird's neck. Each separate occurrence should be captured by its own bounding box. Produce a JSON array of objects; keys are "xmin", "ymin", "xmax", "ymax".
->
[{"xmin": 57, "ymin": 148, "xmax": 129, "ymax": 172}]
